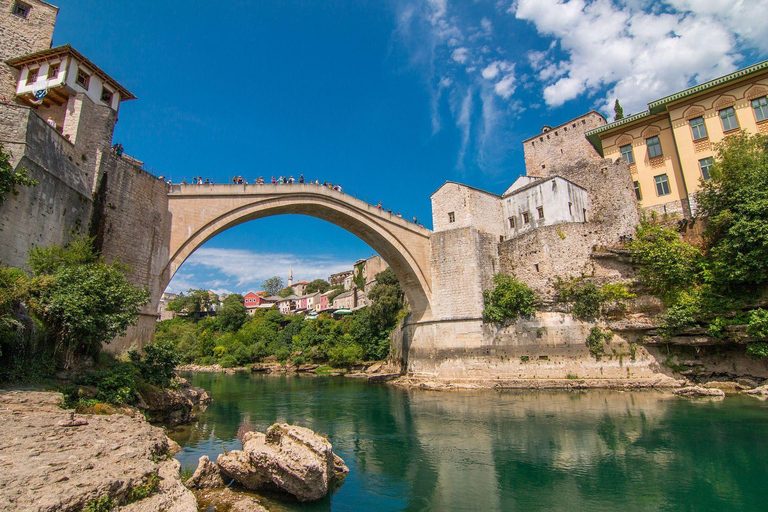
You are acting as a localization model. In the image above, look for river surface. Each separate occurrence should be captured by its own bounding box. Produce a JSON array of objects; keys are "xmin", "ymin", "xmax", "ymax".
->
[{"xmin": 170, "ymin": 372, "xmax": 768, "ymax": 511}]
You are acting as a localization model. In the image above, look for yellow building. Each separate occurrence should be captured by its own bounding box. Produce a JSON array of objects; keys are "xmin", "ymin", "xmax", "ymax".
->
[{"xmin": 586, "ymin": 59, "xmax": 768, "ymax": 216}]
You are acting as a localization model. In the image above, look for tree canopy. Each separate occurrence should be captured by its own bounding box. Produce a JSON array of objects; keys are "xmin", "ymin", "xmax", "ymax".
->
[
  {"xmin": 305, "ymin": 279, "xmax": 331, "ymax": 294},
  {"xmin": 262, "ymin": 276, "xmax": 284, "ymax": 296},
  {"xmin": 167, "ymin": 289, "xmax": 218, "ymax": 316}
]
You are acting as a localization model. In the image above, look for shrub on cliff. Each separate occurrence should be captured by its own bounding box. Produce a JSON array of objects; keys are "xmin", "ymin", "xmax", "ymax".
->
[
  {"xmin": 28, "ymin": 236, "xmax": 150, "ymax": 369},
  {"xmin": 128, "ymin": 340, "xmax": 180, "ymax": 387},
  {"xmin": 482, "ymin": 273, "xmax": 536, "ymax": 324}
]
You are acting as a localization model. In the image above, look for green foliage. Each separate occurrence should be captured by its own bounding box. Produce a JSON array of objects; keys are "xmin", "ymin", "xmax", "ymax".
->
[
  {"xmin": 128, "ymin": 472, "xmax": 160, "ymax": 502},
  {"xmin": 262, "ymin": 276, "xmax": 284, "ymax": 296},
  {"xmin": 628, "ymin": 223, "xmax": 701, "ymax": 300},
  {"xmin": 613, "ymin": 99, "xmax": 624, "ymax": 121},
  {"xmin": 658, "ymin": 289, "xmax": 704, "ymax": 339},
  {"xmin": 600, "ymin": 283, "xmax": 636, "ymax": 310},
  {"xmin": 482, "ymin": 273, "xmax": 536, "ymax": 324},
  {"xmin": 586, "ymin": 327, "xmax": 612, "ymax": 358},
  {"xmin": 0, "ymin": 142, "xmax": 37, "ymax": 202},
  {"xmin": 80, "ymin": 362, "xmax": 137, "ymax": 405},
  {"xmin": 128, "ymin": 340, "xmax": 180, "ymax": 387},
  {"xmin": 327, "ymin": 285, "xmax": 346, "ymax": 304},
  {"xmin": 278, "ymin": 286, "xmax": 293, "ymax": 298},
  {"xmin": 747, "ymin": 309, "xmax": 768, "ymax": 340},
  {"xmin": 29, "ymin": 237, "xmax": 150, "ymax": 368},
  {"xmin": 216, "ymin": 294, "xmax": 247, "ymax": 332},
  {"xmin": 167, "ymin": 289, "xmax": 218, "ymax": 317},
  {"xmin": 571, "ymin": 283, "xmax": 603, "ymax": 320},
  {"xmin": 305, "ymin": 279, "xmax": 331, "ymax": 294},
  {"xmin": 696, "ymin": 133, "xmax": 768, "ymax": 291},
  {"xmin": 746, "ymin": 343, "xmax": 768, "ymax": 359},
  {"xmin": 353, "ymin": 262, "xmax": 366, "ymax": 289},
  {"xmin": 83, "ymin": 495, "xmax": 114, "ymax": 512},
  {"xmin": 707, "ymin": 316, "xmax": 729, "ymax": 338},
  {"xmin": 156, "ymin": 268, "xmax": 407, "ymax": 368}
]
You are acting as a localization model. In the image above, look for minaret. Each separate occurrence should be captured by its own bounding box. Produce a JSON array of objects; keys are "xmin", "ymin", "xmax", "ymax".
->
[{"xmin": 288, "ymin": 265, "xmax": 293, "ymax": 286}]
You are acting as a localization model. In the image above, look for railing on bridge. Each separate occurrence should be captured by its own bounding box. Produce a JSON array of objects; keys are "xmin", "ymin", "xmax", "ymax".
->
[{"xmin": 166, "ymin": 182, "xmax": 431, "ymax": 233}]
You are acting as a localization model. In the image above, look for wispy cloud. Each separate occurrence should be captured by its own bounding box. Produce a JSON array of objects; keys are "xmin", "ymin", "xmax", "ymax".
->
[{"xmin": 166, "ymin": 247, "xmax": 357, "ymax": 295}]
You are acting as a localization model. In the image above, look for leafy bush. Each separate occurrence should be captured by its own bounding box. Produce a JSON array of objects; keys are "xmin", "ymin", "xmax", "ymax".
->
[
  {"xmin": 658, "ymin": 289, "xmax": 704, "ymax": 339},
  {"xmin": 80, "ymin": 363, "xmax": 137, "ymax": 405},
  {"xmin": 0, "ymin": 142, "xmax": 37, "ymax": 202},
  {"xmin": 747, "ymin": 309, "xmax": 768, "ymax": 340},
  {"xmin": 746, "ymin": 343, "xmax": 768, "ymax": 359},
  {"xmin": 571, "ymin": 283, "xmax": 603, "ymax": 320},
  {"xmin": 586, "ymin": 327, "xmax": 612, "ymax": 358},
  {"xmin": 128, "ymin": 340, "xmax": 180, "ymax": 387},
  {"xmin": 628, "ymin": 223, "xmax": 700, "ymax": 299},
  {"xmin": 482, "ymin": 274, "xmax": 536, "ymax": 324}
]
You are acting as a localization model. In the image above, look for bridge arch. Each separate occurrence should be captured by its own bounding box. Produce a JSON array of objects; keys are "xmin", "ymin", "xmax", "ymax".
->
[{"xmin": 164, "ymin": 184, "xmax": 433, "ymax": 321}]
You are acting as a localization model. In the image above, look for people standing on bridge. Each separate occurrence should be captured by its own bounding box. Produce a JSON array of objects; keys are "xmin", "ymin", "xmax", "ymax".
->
[
  {"xmin": 413, "ymin": 216, "xmax": 418, "ymax": 224},
  {"xmin": 232, "ymin": 176, "xmax": 237, "ymax": 184},
  {"xmin": 299, "ymin": 174, "xmax": 305, "ymax": 184},
  {"xmin": 377, "ymin": 201, "xmax": 382, "ymax": 210},
  {"xmin": 288, "ymin": 176, "xmax": 295, "ymax": 184},
  {"xmin": 397, "ymin": 212, "xmax": 402, "ymax": 218}
]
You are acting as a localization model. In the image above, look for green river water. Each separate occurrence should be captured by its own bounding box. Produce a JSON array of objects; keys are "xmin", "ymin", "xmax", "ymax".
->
[{"xmin": 169, "ymin": 372, "xmax": 768, "ymax": 511}]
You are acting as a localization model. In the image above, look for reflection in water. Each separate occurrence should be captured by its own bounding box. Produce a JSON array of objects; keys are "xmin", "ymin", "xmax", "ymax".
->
[{"xmin": 170, "ymin": 373, "xmax": 768, "ymax": 512}]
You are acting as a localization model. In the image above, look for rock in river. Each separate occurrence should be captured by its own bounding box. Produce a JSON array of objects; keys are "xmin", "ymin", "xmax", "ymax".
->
[
  {"xmin": 217, "ymin": 423, "xmax": 349, "ymax": 501},
  {"xmin": 673, "ymin": 386, "xmax": 726, "ymax": 398}
]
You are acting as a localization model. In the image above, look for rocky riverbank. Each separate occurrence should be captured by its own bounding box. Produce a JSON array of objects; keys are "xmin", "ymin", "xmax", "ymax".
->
[
  {"xmin": 178, "ymin": 360, "xmax": 401, "ymax": 381},
  {"xmin": 0, "ymin": 390, "xmax": 196, "ymax": 511}
]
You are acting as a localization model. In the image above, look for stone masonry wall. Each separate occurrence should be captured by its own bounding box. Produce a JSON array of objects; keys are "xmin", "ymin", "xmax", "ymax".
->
[
  {"xmin": 0, "ymin": 0, "xmax": 58, "ymax": 101},
  {"xmin": 523, "ymin": 112, "xmax": 606, "ymax": 178},
  {"xmin": 94, "ymin": 154, "xmax": 171, "ymax": 352},
  {"xmin": 430, "ymin": 227, "xmax": 499, "ymax": 320},
  {"xmin": 431, "ymin": 182, "xmax": 503, "ymax": 237},
  {"xmin": 0, "ymin": 103, "xmax": 91, "ymax": 268}
]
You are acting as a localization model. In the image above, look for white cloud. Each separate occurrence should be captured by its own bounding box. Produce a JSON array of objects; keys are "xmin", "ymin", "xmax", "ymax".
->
[
  {"xmin": 166, "ymin": 247, "xmax": 356, "ymax": 295},
  {"xmin": 482, "ymin": 62, "xmax": 500, "ymax": 79},
  {"xmin": 481, "ymin": 17, "xmax": 493, "ymax": 33},
  {"xmin": 494, "ymin": 74, "xmax": 517, "ymax": 99},
  {"xmin": 452, "ymin": 47, "xmax": 469, "ymax": 63},
  {"xmin": 513, "ymin": 0, "xmax": 756, "ymax": 114}
]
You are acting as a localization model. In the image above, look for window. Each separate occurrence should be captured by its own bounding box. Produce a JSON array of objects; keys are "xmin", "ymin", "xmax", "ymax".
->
[
  {"xmin": 752, "ymin": 96, "xmax": 768, "ymax": 122},
  {"xmin": 508, "ymin": 217, "xmax": 515, "ymax": 229},
  {"xmin": 654, "ymin": 174, "xmax": 671, "ymax": 196},
  {"xmin": 633, "ymin": 181, "xmax": 642, "ymax": 201},
  {"xmin": 47, "ymin": 64, "xmax": 59, "ymax": 79},
  {"xmin": 719, "ymin": 106, "xmax": 739, "ymax": 131},
  {"xmin": 699, "ymin": 157, "xmax": 714, "ymax": 181},
  {"xmin": 25, "ymin": 67, "xmax": 38, "ymax": 85},
  {"xmin": 619, "ymin": 144, "xmax": 634, "ymax": 164},
  {"xmin": 689, "ymin": 116, "xmax": 707, "ymax": 140},
  {"xmin": 646, "ymin": 136, "xmax": 662, "ymax": 159},
  {"xmin": 76, "ymin": 69, "xmax": 90, "ymax": 89},
  {"xmin": 537, "ymin": 206, "xmax": 544, "ymax": 219},
  {"xmin": 522, "ymin": 212, "xmax": 530, "ymax": 224},
  {"xmin": 12, "ymin": 2, "xmax": 30, "ymax": 18},
  {"xmin": 101, "ymin": 87, "xmax": 113, "ymax": 104},
  {"xmin": 448, "ymin": 211, "xmax": 455, "ymax": 223}
]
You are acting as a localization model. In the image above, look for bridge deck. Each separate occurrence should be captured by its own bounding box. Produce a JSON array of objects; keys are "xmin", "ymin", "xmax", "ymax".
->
[{"xmin": 167, "ymin": 183, "xmax": 432, "ymax": 236}]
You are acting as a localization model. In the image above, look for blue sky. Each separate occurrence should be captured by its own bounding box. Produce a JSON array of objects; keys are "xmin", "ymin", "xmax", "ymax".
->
[{"xmin": 51, "ymin": 0, "xmax": 768, "ymax": 296}]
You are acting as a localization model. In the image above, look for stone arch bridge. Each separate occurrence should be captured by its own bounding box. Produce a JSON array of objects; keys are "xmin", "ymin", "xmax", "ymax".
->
[{"xmin": 165, "ymin": 183, "xmax": 433, "ymax": 321}]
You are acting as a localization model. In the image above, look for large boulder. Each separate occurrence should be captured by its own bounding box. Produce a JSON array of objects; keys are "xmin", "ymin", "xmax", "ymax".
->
[
  {"xmin": 744, "ymin": 384, "xmax": 768, "ymax": 400},
  {"xmin": 673, "ymin": 386, "xmax": 725, "ymax": 398},
  {"xmin": 185, "ymin": 455, "xmax": 226, "ymax": 489},
  {"xmin": 217, "ymin": 423, "xmax": 348, "ymax": 501}
]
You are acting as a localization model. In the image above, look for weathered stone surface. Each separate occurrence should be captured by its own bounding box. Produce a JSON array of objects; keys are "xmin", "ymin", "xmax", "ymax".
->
[
  {"xmin": 217, "ymin": 424, "xmax": 347, "ymax": 501},
  {"xmin": 185, "ymin": 456, "xmax": 226, "ymax": 490},
  {"xmin": 673, "ymin": 386, "xmax": 726, "ymax": 398},
  {"xmin": 231, "ymin": 497, "xmax": 269, "ymax": 512},
  {"xmin": 744, "ymin": 384, "xmax": 768, "ymax": 399},
  {"xmin": 0, "ymin": 391, "xmax": 196, "ymax": 511},
  {"xmin": 135, "ymin": 378, "xmax": 211, "ymax": 426}
]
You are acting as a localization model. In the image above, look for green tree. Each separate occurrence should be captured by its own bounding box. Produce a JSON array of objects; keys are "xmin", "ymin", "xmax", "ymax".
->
[
  {"xmin": 696, "ymin": 132, "xmax": 768, "ymax": 291},
  {"xmin": 262, "ymin": 276, "xmax": 284, "ymax": 296},
  {"xmin": 217, "ymin": 293, "xmax": 247, "ymax": 332},
  {"xmin": 167, "ymin": 289, "xmax": 218, "ymax": 317},
  {"xmin": 628, "ymin": 223, "xmax": 700, "ymax": 300},
  {"xmin": 482, "ymin": 274, "xmax": 536, "ymax": 324},
  {"xmin": 28, "ymin": 237, "xmax": 150, "ymax": 368},
  {"xmin": 0, "ymin": 143, "xmax": 37, "ymax": 202},
  {"xmin": 613, "ymin": 99, "xmax": 624, "ymax": 121},
  {"xmin": 305, "ymin": 279, "xmax": 330, "ymax": 294}
]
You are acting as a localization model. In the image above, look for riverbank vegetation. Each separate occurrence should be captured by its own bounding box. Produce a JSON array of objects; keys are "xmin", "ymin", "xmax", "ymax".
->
[
  {"xmin": 156, "ymin": 268, "xmax": 406, "ymax": 368},
  {"xmin": 628, "ymin": 132, "xmax": 768, "ymax": 349}
]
